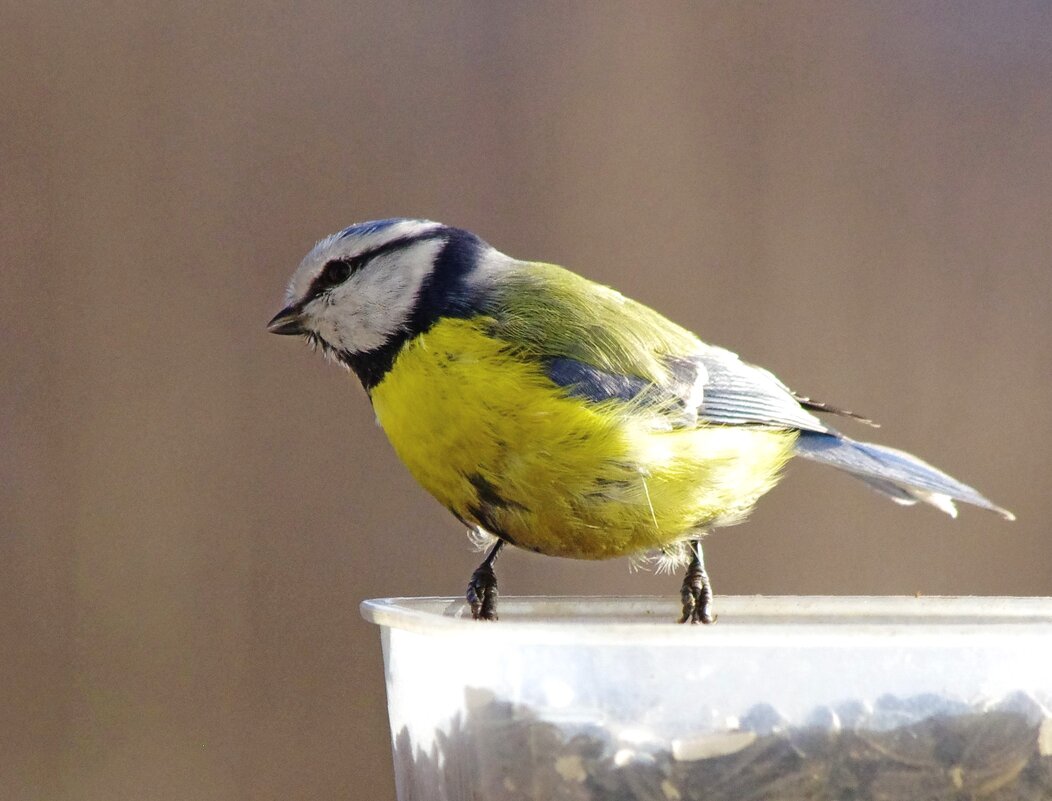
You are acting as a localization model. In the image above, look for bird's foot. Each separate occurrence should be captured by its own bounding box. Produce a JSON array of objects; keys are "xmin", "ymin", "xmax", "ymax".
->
[
  {"xmin": 467, "ymin": 564, "xmax": 498, "ymax": 620},
  {"xmin": 466, "ymin": 540, "xmax": 503, "ymax": 621},
  {"xmin": 680, "ymin": 583, "xmax": 715, "ymax": 624},
  {"xmin": 679, "ymin": 540, "xmax": 716, "ymax": 625}
]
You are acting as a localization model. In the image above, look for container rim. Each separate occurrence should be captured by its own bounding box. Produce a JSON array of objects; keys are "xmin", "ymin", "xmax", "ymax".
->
[{"xmin": 360, "ymin": 595, "xmax": 1052, "ymax": 642}]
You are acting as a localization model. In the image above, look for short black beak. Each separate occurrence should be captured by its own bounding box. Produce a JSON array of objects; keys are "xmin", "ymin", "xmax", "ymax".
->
[{"xmin": 267, "ymin": 305, "xmax": 307, "ymax": 336}]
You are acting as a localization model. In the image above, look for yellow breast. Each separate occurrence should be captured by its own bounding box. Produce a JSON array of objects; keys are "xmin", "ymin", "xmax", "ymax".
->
[{"xmin": 370, "ymin": 317, "xmax": 797, "ymax": 559}]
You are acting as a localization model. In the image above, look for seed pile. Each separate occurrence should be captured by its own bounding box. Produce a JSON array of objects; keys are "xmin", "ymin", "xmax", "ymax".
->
[{"xmin": 391, "ymin": 690, "xmax": 1052, "ymax": 800}]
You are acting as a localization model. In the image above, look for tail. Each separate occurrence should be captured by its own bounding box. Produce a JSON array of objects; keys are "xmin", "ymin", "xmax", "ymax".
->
[{"xmin": 794, "ymin": 431, "xmax": 1015, "ymax": 520}]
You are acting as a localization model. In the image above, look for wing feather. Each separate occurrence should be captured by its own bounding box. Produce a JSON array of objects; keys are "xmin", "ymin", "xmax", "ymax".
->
[{"xmin": 486, "ymin": 262, "xmax": 834, "ymax": 432}]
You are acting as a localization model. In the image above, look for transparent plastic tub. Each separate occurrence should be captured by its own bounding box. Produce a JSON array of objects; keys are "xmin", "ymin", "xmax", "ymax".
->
[{"xmin": 361, "ymin": 596, "xmax": 1052, "ymax": 800}]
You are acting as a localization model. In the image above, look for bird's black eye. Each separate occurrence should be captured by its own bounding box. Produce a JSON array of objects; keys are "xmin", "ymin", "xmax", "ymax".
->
[{"xmin": 320, "ymin": 259, "xmax": 353, "ymax": 288}]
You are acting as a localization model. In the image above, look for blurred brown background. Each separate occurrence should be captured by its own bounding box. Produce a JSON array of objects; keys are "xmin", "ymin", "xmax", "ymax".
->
[{"xmin": 3, "ymin": 3, "xmax": 1051, "ymax": 799}]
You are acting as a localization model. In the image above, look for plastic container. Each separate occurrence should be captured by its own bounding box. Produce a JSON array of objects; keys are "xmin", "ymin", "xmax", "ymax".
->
[{"xmin": 361, "ymin": 596, "xmax": 1052, "ymax": 800}]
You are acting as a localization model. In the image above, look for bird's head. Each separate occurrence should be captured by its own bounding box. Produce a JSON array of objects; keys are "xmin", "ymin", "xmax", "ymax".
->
[{"xmin": 268, "ymin": 219, "xmax": 498, "ymax": 383}]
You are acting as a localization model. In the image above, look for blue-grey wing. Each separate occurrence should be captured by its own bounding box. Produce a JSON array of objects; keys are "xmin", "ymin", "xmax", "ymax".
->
[
  {"xmin": 543, "ymin": 347, "xmax": 1013, "ymax": 520},
  {"xmin": 681, "ymin": 348, "xmax": 832, "ymax": 432},
  {"xmin": 546, "ymin": 357, "xmax": 653, "ymax": 403},
  {"xmin": 545, "ymin": 347, "xmax": 832, "ymax": 433}
]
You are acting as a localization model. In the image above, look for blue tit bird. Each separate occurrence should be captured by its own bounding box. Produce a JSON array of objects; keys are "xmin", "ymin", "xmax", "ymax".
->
[{"xmin": 268, "ymin": 219, "xmax": 1014, "ymax": 622}]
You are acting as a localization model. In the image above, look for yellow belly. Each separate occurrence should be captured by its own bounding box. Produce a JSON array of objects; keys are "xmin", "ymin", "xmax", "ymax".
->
[{"xmin": 370, "ymin": 317, "xmax": 797, "ymax": 559}]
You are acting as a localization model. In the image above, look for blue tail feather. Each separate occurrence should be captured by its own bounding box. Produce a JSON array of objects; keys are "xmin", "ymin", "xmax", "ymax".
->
[{"xmin": 794, "ymin": 431, "xmax": 1014, "ymax": 520}]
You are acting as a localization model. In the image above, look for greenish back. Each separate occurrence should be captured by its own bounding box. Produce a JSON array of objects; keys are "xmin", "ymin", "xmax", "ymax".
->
[{"xmin": 486, "ymin": 261, "xmax": 703, "ymax": 385}]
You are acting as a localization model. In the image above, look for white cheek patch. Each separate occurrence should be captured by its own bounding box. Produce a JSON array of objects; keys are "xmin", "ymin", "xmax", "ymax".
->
[
  {"xmin": 286, "ymin": 220, "xmax": 444, "ymax": 305},
  {"xmin": 312, "ymin": 238, "xmax": 445, "ymax": 353}
]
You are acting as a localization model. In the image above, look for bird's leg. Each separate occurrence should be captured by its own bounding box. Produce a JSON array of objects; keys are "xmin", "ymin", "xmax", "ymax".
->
[
  {"xmin": 679, "ymin": 538, "xmax": 717, "ymax": 624},
  {"xmin": 466, "ymin": 540, "xmax": 504, "ymax": 621}
]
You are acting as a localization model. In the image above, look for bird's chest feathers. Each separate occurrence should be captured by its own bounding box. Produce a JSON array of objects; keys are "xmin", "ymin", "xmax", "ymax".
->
[
  {"xmin": 368, "ymin": 317, "xmax": 795, "ymax": 559},
  {"xmin": 369, "ymin": 317, "xmax": 578, "ymax": 514},
  {"xmin": 369, "ymin": 317, "xmax": 661, "ymax": 556}
]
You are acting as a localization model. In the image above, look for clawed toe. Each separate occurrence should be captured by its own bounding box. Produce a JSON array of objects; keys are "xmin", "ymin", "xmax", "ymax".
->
[
  {"xmin": 679, "ymin": 584, "xmax": 716, "ymax": 624},
  {"xmin": 467, "ymin": 564, "xmax": 499, "ymax": 620},
  {"xmin": 466, "ymin": 540, "xmax": 503, "ymax": 621},
  {"xmin": 679, "ymin": 539, "xmax": 717, "ymax": 625}
]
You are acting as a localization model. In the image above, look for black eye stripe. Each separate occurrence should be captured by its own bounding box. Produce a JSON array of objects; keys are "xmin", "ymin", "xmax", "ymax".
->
[
  {"xmin": 303, "ymin": 230, "xmax": 448, "ymax": 304},
  {"xmin": 355, "ymin": 231, "xmax": 447, "ymax": 266}
]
